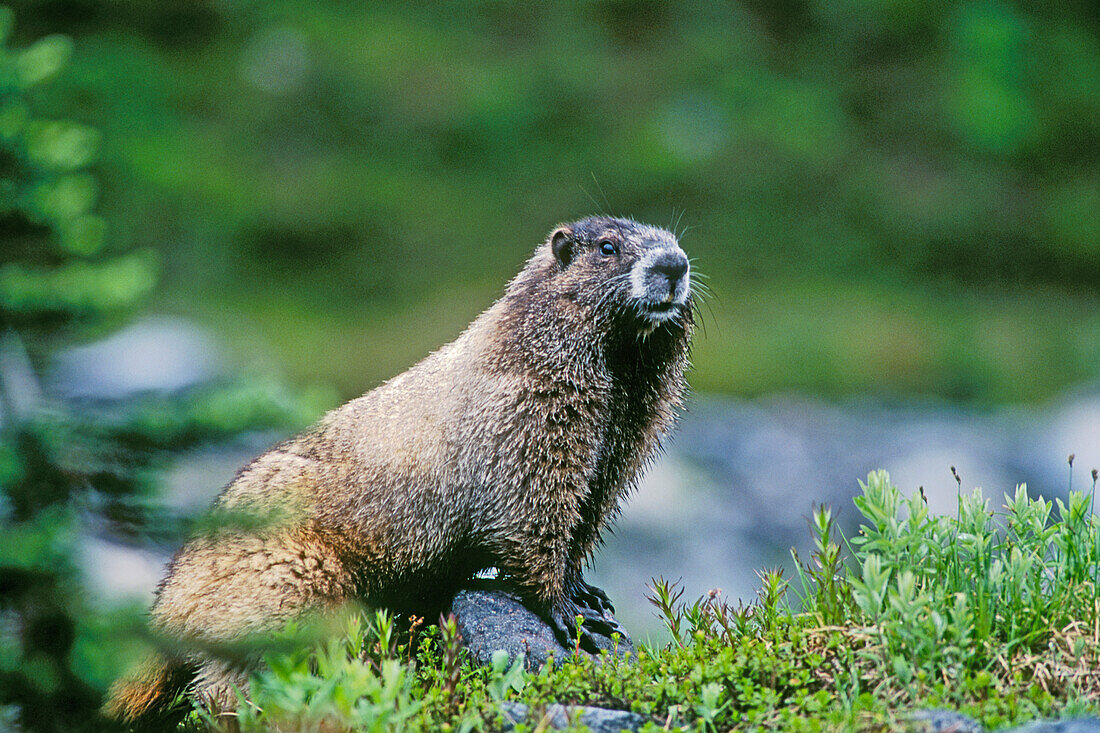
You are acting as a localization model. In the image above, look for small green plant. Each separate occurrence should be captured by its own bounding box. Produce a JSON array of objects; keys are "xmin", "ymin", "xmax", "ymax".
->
[
  {"xmin": 228, "ymin": 611, "xmax": 421, "ymax": 733},
  {"xmin": 485, "ymin": 649, "xmax": 525, "ymax": 702},
  {"xmin": 694, "ymin": 680, "xmax": 730, "ymax": 731},
  {"xmin": 647, "ymin": 575, "xmax": 687, "ymax": 645},
  {"xmin": 436, "ymin": 613, "xmax": 463, "ymax": 701},
  {"xmin": 833, "ymin": 470, "xmax": 1100, "ymax": 688},
  {"xmin": 792, "ymin": 504, "xmax": 850, "ymax": 625}
]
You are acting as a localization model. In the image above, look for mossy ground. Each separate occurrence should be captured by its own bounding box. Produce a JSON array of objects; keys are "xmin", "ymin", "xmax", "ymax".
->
[{"xmin": 184, "ymin": 470, "xmax": 1100, "ymax": 731}]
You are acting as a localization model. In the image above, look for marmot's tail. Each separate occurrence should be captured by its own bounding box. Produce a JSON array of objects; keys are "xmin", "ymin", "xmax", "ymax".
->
[{"xmin": 102, "ymin": 653, "xmax": 193, "ymax": 730}]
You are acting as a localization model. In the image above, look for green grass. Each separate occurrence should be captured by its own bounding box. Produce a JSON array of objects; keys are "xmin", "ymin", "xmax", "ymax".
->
[{"xmin": 182, "ymin": 470, "xmax": 1100, "ymax": 731}]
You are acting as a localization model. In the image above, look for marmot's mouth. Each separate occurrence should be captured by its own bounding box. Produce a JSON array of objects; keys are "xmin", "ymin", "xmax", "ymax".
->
[{"xmin": 637, "ymin": 299, "xmax": 685, "ymax": 323}]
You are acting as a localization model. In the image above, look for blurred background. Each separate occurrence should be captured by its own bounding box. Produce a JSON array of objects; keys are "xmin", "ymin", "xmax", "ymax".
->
[{"xmin": 1, "ymin": 1, "xmax": 1098, "ymax": 728}]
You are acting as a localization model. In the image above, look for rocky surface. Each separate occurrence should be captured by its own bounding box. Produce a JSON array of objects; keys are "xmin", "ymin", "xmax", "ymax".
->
[
  {"xmin": 1006, "ymin": 721, "xmax": 1100, "ymax": 733},
  {"xmin": 448, "ymin": 580, "xmax": 634, "ymax": 669},
  {"xmin": 493, "ymin": 707, "xmax": 1100, "ymax": 733},
  {"xmin": 498, "ymin": 702, "xmax": 648, "ymax": 732},
  {"xmin": 910, "ymin": 711, "xmax": 1100, "ymax": 733},
  {"xmin": 910, "ymin": 709, "xmax": 985, "ymax": 732}
]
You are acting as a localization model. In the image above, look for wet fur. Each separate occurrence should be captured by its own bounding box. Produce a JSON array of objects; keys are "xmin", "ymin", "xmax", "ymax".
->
[{"xmin": 104, "ymin": 217, "xmax": 692, "ymax": 725}]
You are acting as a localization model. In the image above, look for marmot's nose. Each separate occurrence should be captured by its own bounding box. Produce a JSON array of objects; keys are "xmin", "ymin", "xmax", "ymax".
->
[{"xmin": 651, "ymin": 251, "xmax": 689, "ymax": 289}]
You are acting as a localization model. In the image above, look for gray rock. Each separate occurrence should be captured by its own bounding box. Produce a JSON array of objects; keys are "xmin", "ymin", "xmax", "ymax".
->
[
  {"xmin": 449, "ymin": 581, "xmax": 633, "ymax": 669},
  {"xmin": 908, "ymin": 708, "xmax": 985, "ymax": 732},
  {"xmin": 499, "ymin": 702, "xmax": 647, "ymax": 732},
  {"xmin": 1005, "ymin": 720, "xmax": 1100, "ymax": 733}
]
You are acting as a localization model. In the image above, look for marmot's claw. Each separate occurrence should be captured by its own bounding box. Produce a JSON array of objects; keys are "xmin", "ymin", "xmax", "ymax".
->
[
  {"xmin": 576, "ymin": 605, "xmax": 616, "ymax": 636},
  {"xmin": 569, "ymin": 579, "xmax": 616, "ymax": 614},
  {"xmin": 582, "ymin": 582, "xmax": 615, "ymax": 614},
  {"xmin": 597, "ymin": 612, "xmax": 627, "ymax": 639},
  {"xmin": 545, "ymin": 604, "xmax": 575, "ymax": 648},
  {"xmin": 546, "ymin": 601, "xmax": 623, "ymax": 654}
]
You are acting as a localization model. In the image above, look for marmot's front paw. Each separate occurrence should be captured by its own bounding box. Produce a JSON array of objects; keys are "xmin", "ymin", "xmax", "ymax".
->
[
  {"xmin": 569, "ymin": 579, "xmax": 615, "ymax": 615},
  {"xmin": 545, "ymin": 600, "xmax": 620, "ymax": 653}
]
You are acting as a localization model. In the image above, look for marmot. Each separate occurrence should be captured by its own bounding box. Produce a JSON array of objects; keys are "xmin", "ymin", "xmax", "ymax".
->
[{"xmin": 104, "ymin": 216, "xmax": 693, "ymax": 725}]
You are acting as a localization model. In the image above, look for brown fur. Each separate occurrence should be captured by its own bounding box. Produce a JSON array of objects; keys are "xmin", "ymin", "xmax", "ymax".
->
[
  {"xmin": 104, "ymin": 216, "xmax": 693, "ymax": 725},
  {"xmin": 101, "ymin": 653, "xmax": 195, "ymax": 730}
]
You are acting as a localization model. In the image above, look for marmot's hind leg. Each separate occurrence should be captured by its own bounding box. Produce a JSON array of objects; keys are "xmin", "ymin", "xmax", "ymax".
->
[
  {"xmin": 150, "ymin": 527, "xmax": 356, "ymax": 709},
  {"xmin": 192, "ymin": 658, "xmax": 251, "ymax": 726}
]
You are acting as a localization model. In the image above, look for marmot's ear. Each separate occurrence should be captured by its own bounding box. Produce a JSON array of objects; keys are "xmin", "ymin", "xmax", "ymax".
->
[{"xmin": 551, "ymin": 226, "xmax": 575, "ymax": 268}]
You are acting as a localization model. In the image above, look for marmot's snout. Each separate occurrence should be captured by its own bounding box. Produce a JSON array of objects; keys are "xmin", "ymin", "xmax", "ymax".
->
[
  {"xmin": 631, "ymin": 244, "xmax": 691, "ymax": 321},
  {"xmin": 649, "ymin": 250, "xmax": 689, "ymax": 300}
]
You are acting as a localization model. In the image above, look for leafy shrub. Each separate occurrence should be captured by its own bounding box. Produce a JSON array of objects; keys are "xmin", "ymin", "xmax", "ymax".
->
[{"xmin": 807, "ymin": 469, "xmax": 1100, "ymax": 695}]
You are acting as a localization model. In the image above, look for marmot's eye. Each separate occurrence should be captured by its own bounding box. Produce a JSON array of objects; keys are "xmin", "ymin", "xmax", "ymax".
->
[{"xmin": 598, "ymin": 240, "xmax": 618, "ymax": 256}]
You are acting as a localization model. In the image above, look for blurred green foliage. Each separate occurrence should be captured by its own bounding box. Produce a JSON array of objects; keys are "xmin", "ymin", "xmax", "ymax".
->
[
  {"xmin": 0, "ymin": 13, "xmax": 153, "ymax": 329},
  {"xmin": 0, "ymin": 9, "xmax": 327, "ymax": 729},
  {"xmin": 2, "ymin": 1, "xmax": 1098, "ymax": 401}
]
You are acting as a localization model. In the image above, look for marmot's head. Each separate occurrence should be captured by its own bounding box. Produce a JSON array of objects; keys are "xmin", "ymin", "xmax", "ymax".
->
[{"xmin": 545, "ymin": 216, "xmax": 691, "ymax": 334}]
